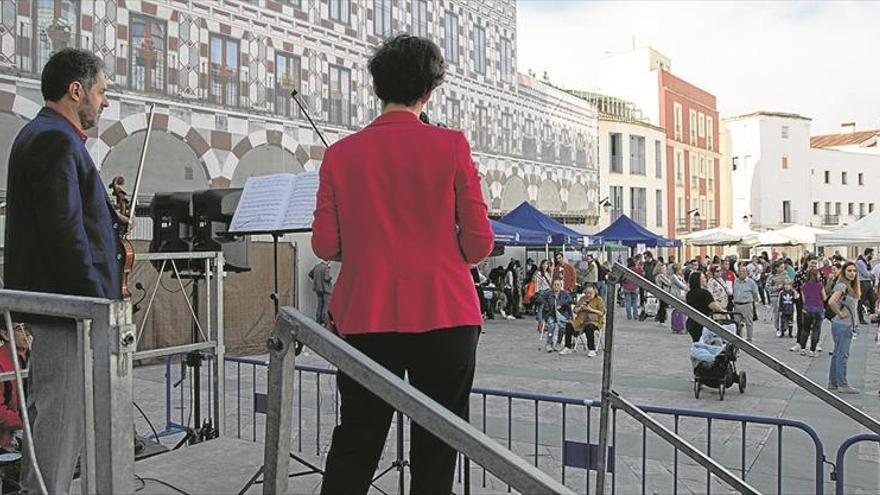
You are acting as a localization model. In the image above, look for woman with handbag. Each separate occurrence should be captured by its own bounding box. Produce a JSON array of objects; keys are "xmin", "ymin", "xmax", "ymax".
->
[
  {"xmin": 560, "ymin": 284, "xmax": 606, "ymax": 357},
  {"xmin": 826, "ymin": 262, "xmax": 861, "ymax": 394}
]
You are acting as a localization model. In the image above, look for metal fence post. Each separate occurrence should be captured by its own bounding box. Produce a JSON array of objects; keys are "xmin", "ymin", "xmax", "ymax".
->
[
  {"xmin": 90, "ymin": 301, "xmax": 137, "ymax": 494},
  {"xmin": 595, "ymin": 276, "xmax": 619, "ymax": 494},
  {"xmin": 262, "ymin": 319, "xmax": 297, "ymax": 495},
  {"xmin": 212, "ymin": 251, "xmax": 226, "ymax": 437}
]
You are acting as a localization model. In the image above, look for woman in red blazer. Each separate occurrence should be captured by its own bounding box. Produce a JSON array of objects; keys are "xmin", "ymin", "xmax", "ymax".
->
[{"xmin": 312, "ymin": 35, "xmax": 493, "ymax": 495}]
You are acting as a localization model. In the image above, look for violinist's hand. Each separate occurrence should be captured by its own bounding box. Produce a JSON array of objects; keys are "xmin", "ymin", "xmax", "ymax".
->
[{"xmin": 115, "ymin": 212, "xmax": 131, "ymax": 225}]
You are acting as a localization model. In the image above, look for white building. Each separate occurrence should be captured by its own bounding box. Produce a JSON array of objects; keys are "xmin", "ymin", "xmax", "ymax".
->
[
  {"xmin": 725, "ymin": 112, "xmax": 879, "ymax": 231},
  {"xmin": 576, "ymin": 93, "xmax": 667, "ymax": 236}
]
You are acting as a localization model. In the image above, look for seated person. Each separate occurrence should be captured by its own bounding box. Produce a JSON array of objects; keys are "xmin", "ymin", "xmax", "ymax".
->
[
  {"xmin": 0, "ymin": 323, "xmax": 30, "ymax": 450},
  {"xmin": 560, "ymin": 284, "xmax": 605, "ymax": 357},
  {"xmin": 533, "ymin": 279, "xmax": 572, "ymax": 352}
]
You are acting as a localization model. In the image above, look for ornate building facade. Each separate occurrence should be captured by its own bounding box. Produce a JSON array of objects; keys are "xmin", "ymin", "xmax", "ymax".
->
[{"xmin": 0, "ymin": 0, "xmax": 599, "ymax": 227}]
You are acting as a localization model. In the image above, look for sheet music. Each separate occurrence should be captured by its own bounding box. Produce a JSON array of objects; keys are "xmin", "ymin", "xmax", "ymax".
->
[
  {"xmin": 280, "ymin": 172, "xmax": 318, "ymax": 231},
  {"xmin": 229, "ymin": 172, "xmax": 318, "ymax": 233}
]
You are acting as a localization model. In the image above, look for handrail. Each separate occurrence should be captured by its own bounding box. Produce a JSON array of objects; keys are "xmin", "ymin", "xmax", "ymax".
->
[
  {"xmin": 261, "ymin": 306, "xmax": 574, "ymax": 494},
  {"xmin": 834, "ymin": 433, "xmax": 880, "ymax": 495},
  {"xmin": 0, "ymin": 289, "xmax": 136, "ymax": 495},
  {"xmin": 609, "ymin": 263, "xmax": 880, "ymax": 436}
]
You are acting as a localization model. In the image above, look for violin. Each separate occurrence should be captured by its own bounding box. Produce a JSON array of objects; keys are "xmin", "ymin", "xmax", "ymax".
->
[{"xmin": 111, "ymin": 104, "xmax": 156, "ymax": 303}]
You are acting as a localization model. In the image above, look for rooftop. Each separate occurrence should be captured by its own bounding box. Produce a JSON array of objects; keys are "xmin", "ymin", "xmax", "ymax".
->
[
  {"xmin": 724, "ymin": 111, "xmax": 812, "ymax": 122},
  {"xmin": 811, "ymin": 130, "xmax": 879, "ymax": 149}
]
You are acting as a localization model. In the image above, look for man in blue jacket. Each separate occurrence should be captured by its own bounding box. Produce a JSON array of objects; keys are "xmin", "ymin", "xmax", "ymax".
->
[{"xmin": 4, "ymin": 48, "xmax": 113, "ymax": 494}]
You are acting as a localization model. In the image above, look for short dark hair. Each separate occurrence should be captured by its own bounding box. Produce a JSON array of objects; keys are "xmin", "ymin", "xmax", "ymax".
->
[
  {"xmin": 41, "ymin": 48, "xmax": 105, "ymax": 102},
  {"xmin": 368, "ymin": 35, "xmax": 446, "ymax": 106},
  {"xmin": 688, "ymin": 270, "xmax": 703, "ymax": 290}
]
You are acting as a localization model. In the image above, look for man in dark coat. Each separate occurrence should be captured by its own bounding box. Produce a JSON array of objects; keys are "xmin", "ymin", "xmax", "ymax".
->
[{"xmin": 3, "ymin": 48, "xmax": 113, "ymax": 494}]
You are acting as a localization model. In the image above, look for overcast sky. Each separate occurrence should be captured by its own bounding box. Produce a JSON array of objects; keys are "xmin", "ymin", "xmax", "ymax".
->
[{"xmin": 516, "ymin": 1, "xmax": 880, "ymax": 135}]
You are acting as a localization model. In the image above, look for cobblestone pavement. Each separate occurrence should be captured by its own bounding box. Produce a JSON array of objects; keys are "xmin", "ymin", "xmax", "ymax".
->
[{"xmin": 130, "ymin": 304, "xmax": 880, "ymax": 494}]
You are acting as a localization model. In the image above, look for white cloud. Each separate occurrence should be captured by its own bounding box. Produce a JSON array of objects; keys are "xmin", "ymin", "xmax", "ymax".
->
[{"xmin": 516, "ymin": 0, "xmax": 880, "ymax": 134}]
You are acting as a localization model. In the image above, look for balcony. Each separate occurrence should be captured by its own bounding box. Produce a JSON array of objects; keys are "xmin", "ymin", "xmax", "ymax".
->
[{"xmin": 821, "ymin": 215, "xmax": 839, "ymax": 226}]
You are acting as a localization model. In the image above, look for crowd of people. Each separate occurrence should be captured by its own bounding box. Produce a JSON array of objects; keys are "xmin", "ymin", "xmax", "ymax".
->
[{"xmin": 473, "ymin": 247, "xmax": 880, "ymax": 396}]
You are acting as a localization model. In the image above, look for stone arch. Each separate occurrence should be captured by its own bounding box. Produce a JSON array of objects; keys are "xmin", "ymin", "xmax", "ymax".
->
[
  {"xmin": 100, "ymin": 130, "xmax": 209, "ymax": 195},
  {"xmin": 568, "ymin": 183, "xmax": 590, "ymax": 213},
  {"xmin": 537, "ymin": 180, "xmax": 562, "ymax": 212},
  {"xmin": 95, "ymin": 110, "xmax": 219, "ymax": 180},
  {"xmin": 223, "ymin": 128, "xmax": 308, "ymax": 180},
  {"xmin": 500, "ymin": 175, "xmax": 528, "ymax": 212},
  {"xmin": 232, "ymin": 144, "xmax": 304, "ymax": 187},
  {"xmin": 0, "ymin": 91, "xmax": 42, "ymax": 194}
]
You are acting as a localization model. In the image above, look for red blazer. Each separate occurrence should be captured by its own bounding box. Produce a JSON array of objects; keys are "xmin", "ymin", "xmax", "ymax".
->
[{"xmin": 312, "ymin": 111, "xmax": 494, "ymax": 335}]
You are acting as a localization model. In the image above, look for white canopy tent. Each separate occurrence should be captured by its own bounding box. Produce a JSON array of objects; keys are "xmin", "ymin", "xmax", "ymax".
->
[
  {"xmin": 816, "ymin": 211, "xmax": 880, "ymax": 246},
  {"xmin": 741, "ymin": 230, "xmax": 796, "ymax": 247},
  {"xmin": 681, "ymin": 227, "xmax": 758, "ymax": 246},
  {"xmin": 773, "ymin": 225, "xmax": 831, "ymax": 245}
]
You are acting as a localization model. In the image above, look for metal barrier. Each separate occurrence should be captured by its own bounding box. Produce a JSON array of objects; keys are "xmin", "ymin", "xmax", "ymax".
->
[
  {"xmin": 833, "ymin": 433, "xmax": 880, "ymax": 495},
  {"xmin": 0, "ymin": 289, "xmax": 136, "ymax": 494},
  {"xmin": 263, "ymin": 307, "xmax": 572, "ymax": 494},
  {"xmin": 171, "ymin": 356, "xmax": 827, "ymax": 494},
  {"xmin": 596, "ymin": 263, "xmax": 880, "ymax": 494}
]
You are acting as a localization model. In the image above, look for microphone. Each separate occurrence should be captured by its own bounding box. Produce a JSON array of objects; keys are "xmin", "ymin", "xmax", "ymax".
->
[{"xmin": 290, "ymin": 90, "xmax": 330, "ymax": 148}]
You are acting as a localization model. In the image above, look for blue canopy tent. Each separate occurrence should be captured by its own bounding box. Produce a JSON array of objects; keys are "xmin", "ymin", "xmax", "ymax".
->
[
  {"xmin": 490, "ymin": 220, "xmax": 551, "ymax": 246},
  {"xmin": 595, "ymin": 214, "xmax": 682, "ymax": 248},
  {"xmin": 498, "ymin": 202, "xmax": 599, "ymax": 247}
]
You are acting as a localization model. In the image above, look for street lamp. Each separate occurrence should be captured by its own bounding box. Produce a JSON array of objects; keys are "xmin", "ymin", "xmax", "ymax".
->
[
  {"xmin": 742, "ymin": 213, "xmax": 752, "ymax": 224},
  {"xmin": 598, "ymin": 197, "xmax": 612, "ymax": 213},
  {"xmin": 687, "ymin": 208, "xmax": 701, "ymax": 232}
]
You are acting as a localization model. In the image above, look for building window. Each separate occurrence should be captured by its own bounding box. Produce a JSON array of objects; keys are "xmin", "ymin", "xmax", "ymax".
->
[
  {"xmin": 501, "ymin": 112, "xmax": 512, "ymax": 154},
  {"xmin": 824, "ymin": 170, "xmax": 830, "ymax": 184},
  {"xmin": 129, "ymin": 14, "xmax": 166, "ymax": 93},
  {"xmin": 675, "ymin": 150, "xmax": 684, "ymax": 184},
  {"xmin": 673, "ymin": 102, "xmax": 683, "ymax": 141},
  {"xmin": 475, "ymin": 106, "xmax": 489, "ymax": 149},
  {"xmin": 412, "ymin": 0, "xmax": 428, "ymax": 37},
  {"xmin": 655, "ymin": 189, "xmax": 664, "ymax": 227},
  {"xmin": 813, "ymin": 202, "xmax": 820, "ymax": 215},
  {"xmin": 848, "ymin": 202, "xmax": 854, "ymax": 215},
  {"xmin": 373, "ymin": 0, "xmax": 392, "ymax": 38},
  {"xmin": 842, "ymin": 171, "xmax": 847, "ymax": 185},
  {"xmin": 782, "ymin": 201, "xmax": 792, "ymax": 223},
  {"xmin": 33, "ymin": 0, "xmax": 81, "ymax": 73},
  {"xmin": 275, "ymin": 52, "xmax": 301, "ymax": 117},
  {"xmin": 859, "ymin": 203, "xmax": 865, "ymax": 217},
  {"xmin": 500, "ymin": 38, "xmax": 513, "ymax": 80},
  {"xmin": 630, "ymin": 187, "xmax": 647, "ymax": 225},
  {"xmin": 824, "ymin": 202, "xmax": 830, "ymax": 215},
  {"xmin": 858, "ymin": 172, "xmax": 864, "ymax": 186},
  {"xmin": 781, "ymin": 125, "xmax": 789, "ymax": 139},
  {"xmin": 629, "ymin": 135, "xmax": 646, "ymax": 175},
  {"xmin": 655, "ymin": 140, "xmax": 663, "ymax": 178},
  {"xmin": 689, "ymin": 153, "xmax": 698, "ymax": 189},
  {"xmin": 444, "ymin": 12, "xmax": 459, "ymax": 64},
  {"xmin": 706, "ymin": 117, "xmax": 714, "ymax": 151},
  {"xmin": 329, "ymin": 0, "xmax": 350, "ymax": 24},
  {"xmin": 473, "ymin": 25, "xmax": 486, "ymax": 74},
  {"xmin": 835, "ymin": 202, "xmax": 841, "ymax": 215},
  {"xmin": 870, "ymin": 203, "xmax": 875, "ymax": 213},
  {"xmin": 445, "ymin": 97, "xmax": 460, "ymax": 128},
  {"xmin": 328, "ymin": 64, "xmax": 351, "ymax": 126},
  {"xmin": 610, "ymin": 133, "xmax": 623, "ymax": 173},
  {"xmin": 689, "ymin": 109, "xmax": 697, "ymax": 145},
  {"xmin": 209, "ymin": 35, "xmax": 240, "ymax": 107},
  {"xmin": 697, "ymin": 112, "xmax": 705, "ymax": 138},
  {"xmin": 610, "ymin": 186, "xmax": 624, "ymax": 222},
  {"xmin": 781, "ymin": 155, "xmax": 788, "ymax": 169},
  {"xmin": 541, "ymin": 123, "xmax": 556, "ymax": 161}
]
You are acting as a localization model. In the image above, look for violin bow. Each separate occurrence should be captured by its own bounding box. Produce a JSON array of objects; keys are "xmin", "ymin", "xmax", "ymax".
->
[{"xmin": 128, "ymin": 103, "xmax": 156, "ymax": 231}]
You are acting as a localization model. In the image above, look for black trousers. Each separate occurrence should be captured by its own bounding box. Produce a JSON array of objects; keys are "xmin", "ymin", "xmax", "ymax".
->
[
  {"xmin": 655, "ymin": 301, "xmax": 668, "ymax": 323},
  {"xmin": 858, "ymin": 280, "xmax": 875, "ymax": 321},
  {"xmin": 564, "ymin": 322, "xmax": 597, "ymax": 350},
  {"xmin": 321, "ymin": 326, "xmax": 480, "ymax": 495}
]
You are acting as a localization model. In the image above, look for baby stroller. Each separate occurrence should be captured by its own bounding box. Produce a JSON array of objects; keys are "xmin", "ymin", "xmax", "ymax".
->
[{"xmin": 691, "ymin": 314, "xmax": 747, "ymax": 400}]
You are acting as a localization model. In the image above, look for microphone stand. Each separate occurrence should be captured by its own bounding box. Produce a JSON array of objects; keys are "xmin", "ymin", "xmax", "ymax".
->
[{"xmin": 291, "ymin": 90, "xmax": 330, "ymax": 147}]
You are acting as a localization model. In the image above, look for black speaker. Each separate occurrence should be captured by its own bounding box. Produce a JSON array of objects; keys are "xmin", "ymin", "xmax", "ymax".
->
[
  {"xmin": 191, "ymin": 188, "xmax": 250, "ymax": 273},
  {"xmin": 149, "ymin": 192, "xmax": 193, "ymax": 254}
]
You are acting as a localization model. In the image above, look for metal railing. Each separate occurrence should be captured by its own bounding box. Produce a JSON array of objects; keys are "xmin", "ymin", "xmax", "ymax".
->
[
  {"xmin": 598, "ymin": 263, "xmax": 880, "ymax": 494},
  {"xmin": 0, "ymin": 289, "xmax": 136, "ymax": 494},
  {"xmin": 261, "ymin": 307, "xmax": 573, "ymax": 494},
  {"xmin": 821, "ymin": 215, "xmax": 839, "ymax": 225},
  {"xmin": 192, "ymin": 356, "xmax": 829, "ymax": 494},
  {"xmin": 832, "ymin": 433, "xmax": 880, "ymax": 495}
]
